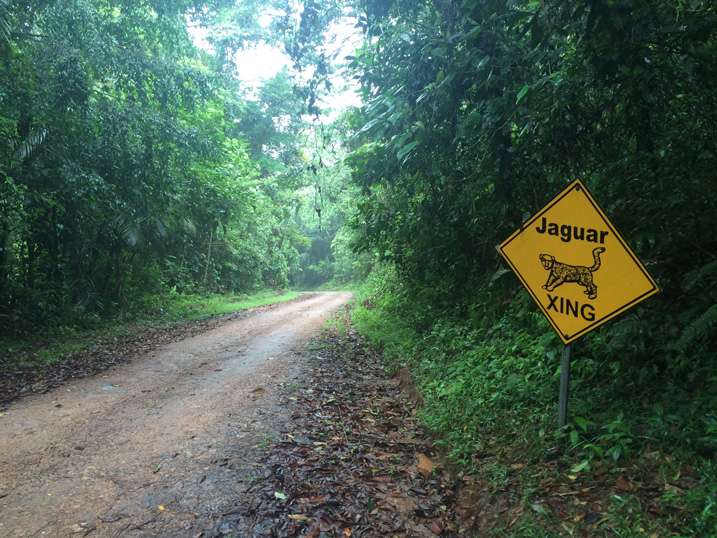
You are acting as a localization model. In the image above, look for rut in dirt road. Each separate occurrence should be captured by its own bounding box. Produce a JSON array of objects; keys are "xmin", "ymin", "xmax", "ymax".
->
[{"xmin": 0, "ymin": 292, "xmax": 353, "ymax": 538}]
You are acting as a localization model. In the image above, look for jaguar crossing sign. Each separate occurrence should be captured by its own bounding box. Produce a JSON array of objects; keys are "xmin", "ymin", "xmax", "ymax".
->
[{"xmin": 499, "ymin": 179, "xmax": 659, "ymax": 344}]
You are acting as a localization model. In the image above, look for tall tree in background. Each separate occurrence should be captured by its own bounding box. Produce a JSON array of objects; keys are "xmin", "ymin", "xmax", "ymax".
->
[{"xmin": 289, "ymin": 116, "xmax": 373, "ymax": 289}]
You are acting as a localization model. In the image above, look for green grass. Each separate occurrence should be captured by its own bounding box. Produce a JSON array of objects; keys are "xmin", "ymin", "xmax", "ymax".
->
[
  {"xmin": 257, "ymin": 434, "xmax": 273, "ymax": 449},
  {"xmin": 159, "ymin": 290, "xmax": 303, "ymax": 323},
  {"xmin": 324, "ymin": 315, "xmax": 348, "ymax": 337},
  {"xmin": 0, "ymin": 290, "xmax": 304, "ymax": 371}
]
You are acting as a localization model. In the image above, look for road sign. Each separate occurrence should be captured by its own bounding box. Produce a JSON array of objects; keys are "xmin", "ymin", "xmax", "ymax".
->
[{"xmin": 499, "ymin": 179, "xmax": 659, "ymax": 344}]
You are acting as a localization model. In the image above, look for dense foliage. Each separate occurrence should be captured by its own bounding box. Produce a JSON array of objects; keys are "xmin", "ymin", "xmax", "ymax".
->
[
  {"xmin": 341, "ymin": 0, "xmax": 717, "ymax": 534},
  {"xmin": 346, "ymin": 0, "xmax": 717, "ymax": 428},
  {"xmin": 347, "ymin": 0, "xmax": 716, "ymax": 324},
  {"xmin": 0, "ymin": 0, "xmax": 325, "ymax": 337}
]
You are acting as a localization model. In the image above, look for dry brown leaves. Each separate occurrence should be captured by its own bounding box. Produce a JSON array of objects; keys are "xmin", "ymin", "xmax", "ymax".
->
[{"xmin": 212, "ymin": 322, "xmax": 479, "ymax": 537}]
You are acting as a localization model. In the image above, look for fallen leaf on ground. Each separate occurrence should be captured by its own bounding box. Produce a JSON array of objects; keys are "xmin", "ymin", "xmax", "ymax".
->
[
  {"xmin": 289, "ymin": 514, "xmax": 311, "ymax": 521},
  {"xmin": 418, "ymin": 454, "xmax": 435, "ymax": 477},
  {"xmin": 664, "ymin": 483, "xmax": 684, "ymax": 494},
  {"xmin": 615, "ymin": 476, "xmax": 636, "ymax": 492}
]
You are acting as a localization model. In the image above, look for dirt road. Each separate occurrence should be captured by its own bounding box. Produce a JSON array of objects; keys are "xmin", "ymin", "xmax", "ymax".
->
[{"xmin": 0, "ymin": 292, "xmax": 353, "ymax": 537}]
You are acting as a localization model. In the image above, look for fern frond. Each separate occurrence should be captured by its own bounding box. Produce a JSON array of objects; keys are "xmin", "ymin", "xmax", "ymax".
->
[
  {"xmin": 605, "ymin": 314, "xmax": 643, "ymax": 338},
  {"xmin": 677, "ymin": 304, "xmax": 717, "ymax": 352},
  {"xmin": 682, "ymin": 259, "xmax": 717, "ymax": 291}
]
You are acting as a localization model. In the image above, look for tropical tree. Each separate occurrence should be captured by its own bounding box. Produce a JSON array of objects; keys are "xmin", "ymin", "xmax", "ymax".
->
[{"xmin": 0, "ymin": 0, "xmax": 325, "ymax": 335}]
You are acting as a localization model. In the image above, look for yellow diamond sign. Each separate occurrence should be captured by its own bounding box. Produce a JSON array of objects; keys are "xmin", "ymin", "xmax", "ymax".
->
[{"xmin": 499, "ymin": 180, "xmax": 659, "ymax": 344}]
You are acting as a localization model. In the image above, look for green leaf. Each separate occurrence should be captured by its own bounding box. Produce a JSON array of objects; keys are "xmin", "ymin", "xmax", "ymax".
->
[
  {"xmin": 358, "ymin": 119, "xmax": 381, "ymax": 133},
  {"xmin": 396, "ymin": 141, "xmax": 420, "ymax": 161},
  {"xmin": 473, "ymin": 55, "xmax": 490, "ymax": 69},
  {"xmin": 516, "ymin": 84, "xmax": 530, "ymax": 104},
  {"xmin": 573, "ymin": 416, "xmax": 595, "ymax": 431}
]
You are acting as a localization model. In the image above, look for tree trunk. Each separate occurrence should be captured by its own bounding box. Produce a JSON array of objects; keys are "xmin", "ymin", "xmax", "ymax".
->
[{"xmin": 203, "ymin": 228, "xmax": 214, "ymax": 292}]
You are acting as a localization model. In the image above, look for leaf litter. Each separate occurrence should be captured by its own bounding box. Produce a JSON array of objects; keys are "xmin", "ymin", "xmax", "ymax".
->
[
  {"xmin": 210, "ymin": 312, "xmax": 481, "ymax": 537},
  {"xmin": 207, "ymin": 310, "xmax": 691, "ymax": 538}
]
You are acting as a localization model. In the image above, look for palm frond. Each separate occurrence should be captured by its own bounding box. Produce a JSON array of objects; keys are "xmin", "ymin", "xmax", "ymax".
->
[
  {"xmin": 155, "ymin": 216, "xmax": 168, "ymax": 238},
  {"xmin": 0, "ymin": 0, "xmax": 10, "ymax": 43},
  {"xmin": 182, "ymin": 218, "xmax": 197, "ymax": 236},
  {"xmin": 111, "ymin": 215, "xmax": 143, "ymax": 247},
  {"xmin": 13, "ymin": 128, "xmax": 47, "ymax": 161}
]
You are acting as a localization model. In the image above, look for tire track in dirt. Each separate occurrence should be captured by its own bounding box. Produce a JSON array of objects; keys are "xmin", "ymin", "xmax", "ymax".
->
[{"xmin": 0, "ymin": 292, "xmax": 353, "ymax": 537}]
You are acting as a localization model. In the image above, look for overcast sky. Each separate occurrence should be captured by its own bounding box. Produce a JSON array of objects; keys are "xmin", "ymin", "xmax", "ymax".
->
[{"xmin": 188, "ymin": 11, "xmax": 363, "ymax": 117}]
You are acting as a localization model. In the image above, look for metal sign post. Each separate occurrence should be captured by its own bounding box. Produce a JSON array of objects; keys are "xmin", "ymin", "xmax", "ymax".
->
[{"xmin": 558, "ymin": 343, "xmax": 572, "ymax": 428}]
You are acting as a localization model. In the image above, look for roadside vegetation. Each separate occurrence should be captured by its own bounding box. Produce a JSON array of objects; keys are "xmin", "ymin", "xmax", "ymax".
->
[
  {"xmin": 1, "ymin": 290, "xmax": 301, "ymax": 369},
  {"xmin": 352, "ymin": 269, "xmax": 716, "ymax": 537},
  {"xmin": 337, "ymin": 0, "xmax": 716, "ymax": 535},
  {"xmin": 0, "ymin": 0, "xmax": 337, "ymax": 342},
  {"xmin": 1, "ymin": 0, "xmax": 715, "ymax": 535}
]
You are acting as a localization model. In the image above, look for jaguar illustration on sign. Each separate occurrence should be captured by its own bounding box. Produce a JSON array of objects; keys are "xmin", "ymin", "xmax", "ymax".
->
[
  {"xmin": 499, "ymin": 180, "xmax": 659, "ymax": 344},
  {"xmin": 540, "ymin": 247, "xmax": 605, "ymax": 300}
]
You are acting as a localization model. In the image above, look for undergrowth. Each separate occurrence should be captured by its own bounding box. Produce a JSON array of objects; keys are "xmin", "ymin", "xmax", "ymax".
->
[{"xmin": 351, "ymin": 267, "xmax": 717, "ymax": 536}]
